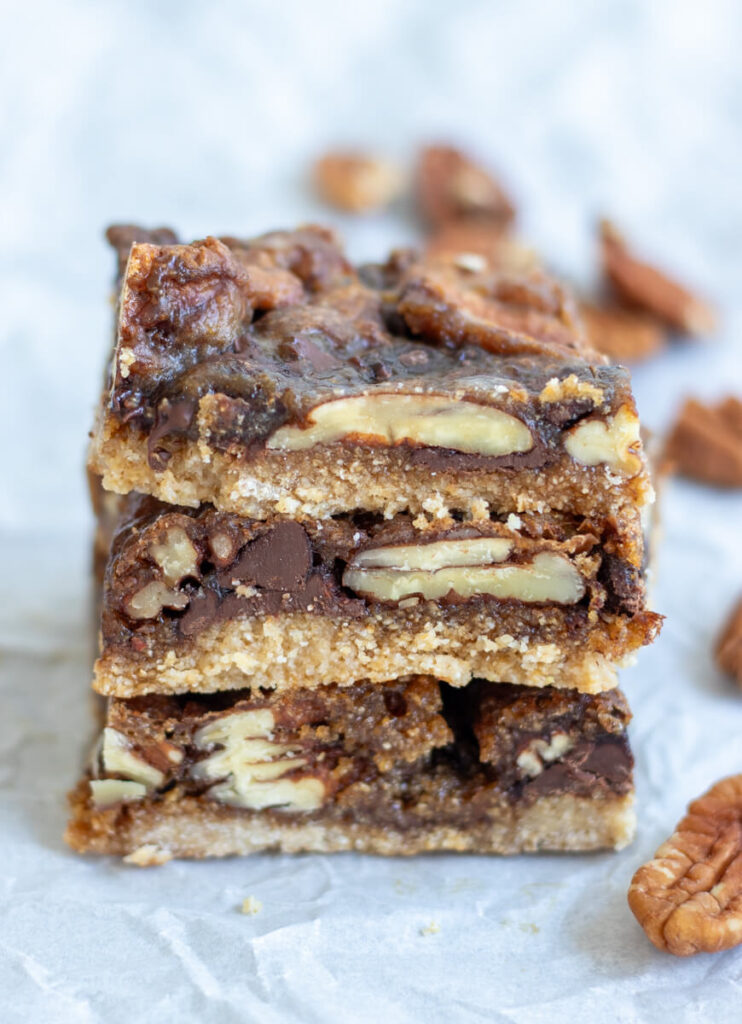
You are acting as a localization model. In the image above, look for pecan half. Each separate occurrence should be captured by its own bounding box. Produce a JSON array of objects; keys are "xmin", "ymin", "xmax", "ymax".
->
[
  {"xmin": 191, "ymin": 709, "xmax": 326, "ymax": 812},
  {"xmin": 580, "ymin": 302, "xmax": 667, "ymax": 363},
  {"xmin": 343, "ymin": 539, "xmax": 585, "ymax": 605},
  {"xmin": 664, "ymin": 396, "xmax": 742, "ymax": 487},
  {"xmin": 600, "ymin": 219, "xmax": 716, "ymax": 335},
  {"xmin": 628, "ymin": 774, "xmax": 742, "ymax": 956},
  {"xmin": 716, "ymin": 597, "xmax": 742, "ymax": 685},
  {"xmin": 416, "ymin": 144, "xmax": 515, "ymax": 228},
  {"xmin": 267, "ymin": 393, "xmax": 534, "ymax": 457},
  {"xmin": 396, "ymin": 259, "xmax": 592, "ymax": 360},
  {"xmin": 313, "ymin": 151, "xmax": 403, "ymax": 213},
  {"xmin": 424, "ymin": 221, "xmax": 513, "ymax": 268}
]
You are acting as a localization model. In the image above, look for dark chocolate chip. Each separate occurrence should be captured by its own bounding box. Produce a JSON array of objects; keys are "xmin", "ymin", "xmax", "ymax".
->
[
  {"xmin": 579, "ymin": 737, "xmax": 634, "ymax": 785},
  {"xmin": 525, "ymin": 736, "xmax": 633, "ymax": 797},
  {"xmin": 524, "ymin": 762, "xmax": 572, "ymax": 796},
  {"xmin": 223, "ymin": 522, "xmax": 312, "ymax": 592}
]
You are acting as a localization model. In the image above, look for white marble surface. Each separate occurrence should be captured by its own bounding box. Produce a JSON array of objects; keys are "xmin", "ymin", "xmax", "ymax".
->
[{"xmin": 1, "ymin": 1, "xmax": 742, "ymax": 1021}]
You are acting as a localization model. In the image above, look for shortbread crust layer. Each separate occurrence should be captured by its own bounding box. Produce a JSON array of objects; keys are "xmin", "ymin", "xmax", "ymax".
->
[{"xmin": 66, "ymin": 785, "xmax": 636, "ymax": 858}]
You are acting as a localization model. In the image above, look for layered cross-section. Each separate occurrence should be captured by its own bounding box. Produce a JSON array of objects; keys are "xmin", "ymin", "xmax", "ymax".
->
[
  {"xmin": 66, "ymin": 678, "xmax": 635, "ymax": 857},
  {"xmin": 93, "ymin": 492, "xmax": 659, "ymax": 695},
  {"xmin": 68, "ymin": 222, "xmax": 660, "ymax": 863}
]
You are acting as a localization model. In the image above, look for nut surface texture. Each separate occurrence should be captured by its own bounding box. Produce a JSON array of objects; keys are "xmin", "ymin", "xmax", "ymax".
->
[
  {"xmin": 90, "ymin": 778, "xmax": 147, "ymax": 808},
  {"xmin": 191, "ymin": 710, "xmax": 325, "ymax": 812},
  {"xmin": 600, "ymin": 219, "xmax": 716, "ymax": 335},
  {"xmin": 350, "ymin": 536, "xmax": 514, "ymax": 571},
  {"xmin": 266, "ymin": 393, "xmax": 533, "ymax": 456},
  {"xmin": 125, "ymin": 580, "xmax": 190, "ymax": 619},
  {"xmin": 149, "ymin": 527, "xmax": 199, "ymax": 585},
  {"xmin": 100, "ymin": 727, "xmax": 165, "ymax": 788},
  {"xmin": 564, "ymin": 405, "xmax": 642, "ymax": 475},
  {"xmin": 580, "ymin": 302, "xmax": 667, "ymax": 363},
  {"xmin": 516, "ymin": 732, "xmax": 574, "ymax": 777},
  {"xmin": 343, "ymin": 543, "xmax": 585, "ymax": 604},
  {"xmin": 416, "ymin": 144, "xmax": 515, "ymax": 228},
  {"xmin": 628, "ymin": 774, "xmax": 742, "ymax": 956}
]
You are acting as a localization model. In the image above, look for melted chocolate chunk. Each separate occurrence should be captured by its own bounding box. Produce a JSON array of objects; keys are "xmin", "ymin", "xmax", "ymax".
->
[
  {"xmin": 220, "ymin": 522, "xmax": 312, "ymax": 592},
  {"xmin": 524, "ymin": 737, "xmax": 633, "ymax": 798},
  {"xmin": 406, "ymin": 440, "xmax": 550, "ymax": 472},
  {"xmin": 180, "ymin": 589, "xmax": 220, "ymax": 637}
]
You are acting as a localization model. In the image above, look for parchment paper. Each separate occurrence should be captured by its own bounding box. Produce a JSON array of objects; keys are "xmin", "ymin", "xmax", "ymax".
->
[{"xmin": 2, "ymin": 1, "xmax": 742, "ymax": 1020}]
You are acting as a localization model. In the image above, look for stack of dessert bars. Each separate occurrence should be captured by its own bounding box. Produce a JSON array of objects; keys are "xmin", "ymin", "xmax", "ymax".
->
[{"xmin": 66, "ymin": 224, "xmax": 661, "ymax": 860}]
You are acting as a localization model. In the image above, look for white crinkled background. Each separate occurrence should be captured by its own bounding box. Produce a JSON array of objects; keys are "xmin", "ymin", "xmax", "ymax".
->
[{"xmin": 1, "ymin": 1, "xmax": 742, "ymax": 1021}]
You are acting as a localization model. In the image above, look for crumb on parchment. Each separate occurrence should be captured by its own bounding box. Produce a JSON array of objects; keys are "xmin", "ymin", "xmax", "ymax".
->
[
  {"xmin": 241, "ymin": 896, "xmax": 263, "ymax": 916},
  {"xmin": 122, "ymin": 844, "xmax": 172, "ymax": 867}
]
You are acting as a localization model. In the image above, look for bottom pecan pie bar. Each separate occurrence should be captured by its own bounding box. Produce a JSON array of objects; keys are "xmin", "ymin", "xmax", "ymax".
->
[{"xmin": 66, "ymin": 677, "xmax": 635, "ymax": 859}]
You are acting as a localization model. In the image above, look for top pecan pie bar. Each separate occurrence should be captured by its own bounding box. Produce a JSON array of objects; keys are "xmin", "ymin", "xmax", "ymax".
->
[{"xmin": 89, "ymin": 225, "xmax": 653, "ymax": 523}]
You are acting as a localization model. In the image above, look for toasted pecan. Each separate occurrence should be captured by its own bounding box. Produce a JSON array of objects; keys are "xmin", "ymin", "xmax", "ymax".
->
[
  {"xmin": 580, "ymin": 302, "xmax": 667, "ymax": 363},
  {"xmin": 716, "ymin": 597, "xmax": 742, "ymax": 685},
  {"xmin": 397, "ymin": 258, "xmax": 593, "ymax": 361},
  {"xmin": 628, "ymin": 774, "xmax": 742, "ymax": 956},
  {"xmin": 600, "ymin": 219, "xmax": 716, "ymax": 335},
  {"xmin": 416, "ymin": 144, "xmax": 515, "ymax": 229},
  {"xmin": 664, "ymin": 396, "xmax": 742, "ymax": 487}
]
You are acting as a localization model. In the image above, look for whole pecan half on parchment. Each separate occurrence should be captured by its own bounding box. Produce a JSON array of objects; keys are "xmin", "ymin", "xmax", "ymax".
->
[{"xmin": 628, "ymin": 773, "xmax": 742, "ymax": 956}]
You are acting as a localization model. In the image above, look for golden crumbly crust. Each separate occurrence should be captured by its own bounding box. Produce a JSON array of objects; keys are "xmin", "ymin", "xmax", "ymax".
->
[
  {"xmin": 89, "ymin": 415, "xmax": 654, "ymax": 524},
  {"xmin": 65, "ymin": 780, "xmax": 635, "ymax": 858},
  {"xmin": 91, "ymin": 604, "xmax": 661, "ymax": 696}
]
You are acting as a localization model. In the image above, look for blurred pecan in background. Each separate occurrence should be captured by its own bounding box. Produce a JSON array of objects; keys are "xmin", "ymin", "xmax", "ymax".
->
[
  {"xmin": 600, "ymin": 219, "xmax": 716, "ymax": 335},
  {"xmin": 664, "ymin": 396, "xmax": 742, "ymax": 487},
  {"xmin": 628, "ymin": 774, "xmax": 742, "ymax": 956}
]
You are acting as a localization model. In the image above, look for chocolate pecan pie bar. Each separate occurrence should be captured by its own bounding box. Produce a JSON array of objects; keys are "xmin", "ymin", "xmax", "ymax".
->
[
  {"xmin": 93, "ymin": 491, "xmax": 660, "ymax": 696},
  {"xmin": 67, "ymin": 219, "xmax": 659, "ymax": 864},
  {"xmin": 89, "ymin": 226, "xmax": 653, "ymax": 525},
  {"xmin": 66, "ymin": 678, "xmax": 635, "ymax": 858}
]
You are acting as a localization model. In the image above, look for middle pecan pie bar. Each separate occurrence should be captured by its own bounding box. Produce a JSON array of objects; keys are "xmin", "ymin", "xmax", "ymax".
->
[{"xmin": 93, "ymin": 492, "xmax": 661, "ymax": 697}]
